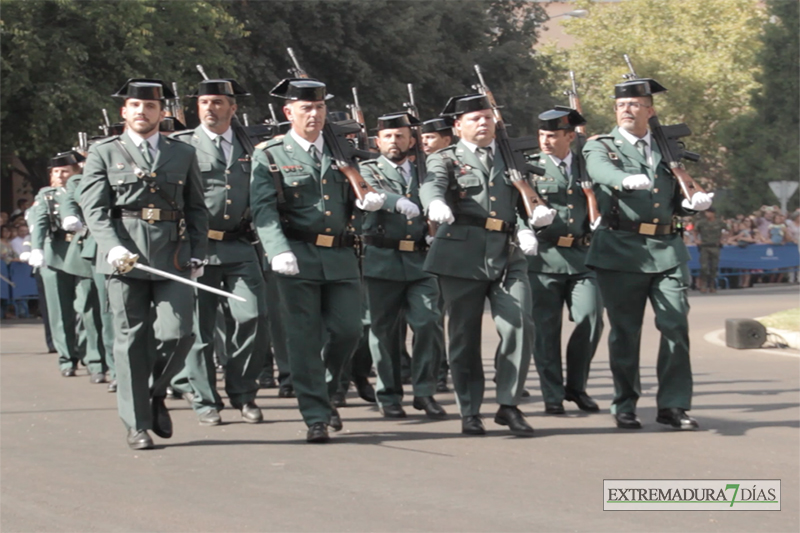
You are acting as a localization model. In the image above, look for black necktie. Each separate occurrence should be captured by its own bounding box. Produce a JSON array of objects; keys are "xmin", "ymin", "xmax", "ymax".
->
[
  {"xmin": 476, "ymin": 147, "xmax": 493, "ymax": 172},
  {"xmin": 309, "ymin": 145, "xmax": 320, "ymax": 164}
]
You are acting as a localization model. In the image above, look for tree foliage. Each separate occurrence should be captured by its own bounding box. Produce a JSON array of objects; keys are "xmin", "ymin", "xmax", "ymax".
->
[{"xmin": 539, "ymin": 0, "xmax": 767, "ymax": 198}]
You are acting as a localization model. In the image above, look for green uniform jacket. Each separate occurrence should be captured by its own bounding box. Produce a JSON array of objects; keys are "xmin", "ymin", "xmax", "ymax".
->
[
  {"xmin": 420, "ymin": 141, "xmax": 527, "ymax": 281},
  {"xmin": 583, "ymin": 127, "xmax": 693, "ymax": 273},
  {"xmin": 527, "ymin": 152, "xmax": 591, "ymax": 275},
  {"xmin": 59, "ymin": 174, "xmax": 95, "ymax": 278},
  {"xmin": 360, "ymin": 156, "xmax": 429, "ymax": 282},
  {"xmin": 79, "ymin": 131, "xmax": 208, "ymax": 278},
  {"xmin": 171, "ymin": 127, "xmax": 258, "ymax": 266},
  {"xmin": 250, "ymin": 133, "xmax": 359, "ymax": 281},
  {"xmin": 30, "ymin": 186, "xmax": 72, "ymax": 272}
]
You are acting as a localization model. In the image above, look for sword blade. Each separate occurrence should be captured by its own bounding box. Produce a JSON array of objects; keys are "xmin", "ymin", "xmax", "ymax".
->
[
  {"xmin": 133, "ymin": 264, "xmax": 246, "ymax": 302},
  {"xmin": 0, "ymin": 273, "xmax": 15, "ymax": 287}
]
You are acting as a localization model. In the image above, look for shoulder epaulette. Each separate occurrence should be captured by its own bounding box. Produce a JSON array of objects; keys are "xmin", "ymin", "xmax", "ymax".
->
[
  {"xmin": 432, "ymin": 145, "xmax": 457, "ymax": 156},
  {"xmin": 587, "ymin": 134, "xmax": 614, "ymax": 141},
  {"xmin": 93, "ymin": 135, "xmax": 119, "ymax": 146},
  {"xmin": 359, "ymin": 158, "xmax": 379, "ymax": 167},
  {"xmin": 265, "ymin": 136, "xmax": 285, "ymax": 149}
]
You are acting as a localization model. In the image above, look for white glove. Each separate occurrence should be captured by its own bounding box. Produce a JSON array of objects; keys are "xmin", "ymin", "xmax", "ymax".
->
[
  {"xmin": 622, "ymin": 174, "xmax": 651, "ymax": 190},
  {"xmin": 427, "ymin": 199, "xmax": 454, "ymax": 224},
  {"xmin": 395, "ymin": 197, "xmax": 421, "ymax": 219},
  {"xmin": 28, "ymin": 249, "xmax": 45, "ymax": 268},
  {"xmin": 107, "ymin": 245, "xmax": 135, "ymax": 270},
  {"xmin": 682, "ymin": 192, "xmax": 714, "ymax": 211},
  {"xmin": 425, "ymin": 234, "xmax": 435, "ymax": 245},
  {"xmin": 529, "ymin": 205, "xmax": 556, "ymax": 228},
  {"xmin": 517, "ymin": 229, "xmax": 539, "ymax": 256},
  {"xmin": 355, "ymin": 191, "xmax": 386, "ymax": 212},
  {"xmin": 189, "ymin": 258, "xmax": 206, "ymax": 279},
  {"xmin": 271, "ymin": 251, "xmax": 299, "ymax": 276},
  {"xmin": 61, "ymin": 215, "xmax": 83, "ymax": 233},
  {"xmin": 590, "ymin": 216, "xmax": 603, "ymax": 232},
  {"xmin": 18, "ymin": 251, "xmax": 31, "ymax": 263}
]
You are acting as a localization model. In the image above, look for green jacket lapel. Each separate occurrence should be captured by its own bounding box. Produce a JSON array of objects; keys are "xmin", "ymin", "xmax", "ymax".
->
[
  {"xmin": 120, "ymin": 131, "xmax": 150, "ymax": 172},
  {"xmin": 152, "ymin": 135, "xmax": 177, "ymax": 172},
  {"xmin": 456, "ymin": 141, "xmax": 487, "ymax": 179},
  {"xmin": 195, "ymin": 128, "xmax": 227, "ymax": 165},
  {"xmin": 228, "ymin": 134, "xmax": 245, "ymax": 169},
  {"xmin": 612, "ymin": 127, "xmax": 647, "ymax": 168},
  {"xmin": 491, "ymin": 144, "xmax": 506, "ymax": 183}
]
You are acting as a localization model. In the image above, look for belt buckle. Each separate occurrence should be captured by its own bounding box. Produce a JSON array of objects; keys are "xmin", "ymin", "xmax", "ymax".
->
[
  {"xmin": 208, "ymin": 229, "xmax": 225, "ymax": 241},
  {"xmin": 315, "ymin": 234, "xmax": 335, "ymax": 247},
  {"xmin": 142, "ymin": 208, "xmax": 161, "ymax": 221},
  {"xmin": 557, "ymin": 236, "xmax": 574, "ymax": 247},
  {"xmin": 398, "ymin": 240, "xmax": 415, "ymax": 252},
  {"xmin": 639, "ymin": 223, "xmax": 657, "ymax": 236},
  {"xmin": 484, "ymin": 217, "xmax": 504, "ymax": 232}
]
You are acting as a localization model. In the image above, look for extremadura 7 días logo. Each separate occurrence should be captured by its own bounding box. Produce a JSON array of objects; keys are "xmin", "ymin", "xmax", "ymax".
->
[{"xmin": 603, "ymin": 480, "xmax": 780, "ymax": 511}]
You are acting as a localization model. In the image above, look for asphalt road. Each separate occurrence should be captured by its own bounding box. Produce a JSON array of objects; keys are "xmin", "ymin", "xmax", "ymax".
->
[{"xmin": 1, "ymin": 285, "xmax": 798, "ymax": 532}]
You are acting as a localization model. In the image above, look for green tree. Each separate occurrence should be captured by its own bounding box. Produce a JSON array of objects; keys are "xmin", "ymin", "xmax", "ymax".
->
[
  {"xmin": 539, "ymin": 0, "xmax": 766, "ymax": 196},
  {"xmin": 718, "ymin": 0, "xmax": 799, "ymax": 214}
]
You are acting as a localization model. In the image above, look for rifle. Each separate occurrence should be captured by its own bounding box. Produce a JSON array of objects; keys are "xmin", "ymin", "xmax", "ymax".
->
[
  {"xmin": 621, "ymin": 55, "xmax": 705, "ymax": 199},
  {"xmin": 402, "ymin": 83, "xmax": 427, "ymax": 182},
  {"xmin": 100, "ymin": 109, "xmax": 111, "ymax": 137},
  {"xmin": 171, "ymin": 82, "xmax": 186, "ymax": 125},
  {"xmin": 286, "ymin": 47, "xmax": 380, "ymax": 203},
  {"xmin": 196, "ymin": 64, "xmax": 256, "ymax": 157},
  {"xmin": 565, "ymin": 71, "xmax": 601, "ymax": 226},
  {"xmin": 347, "ymin": 87, "xmax": 369, "ymax": 151},
  {"xmin": 472, "ymin": 64, "xmax": 547, "ymax": 219},
  {"xmin": 75, "ymin": 132, "xmax": 89, "ymax": 157},
  {"xmin": 268, "ymin": 103, "xmax": 279, "ymax": 125}
]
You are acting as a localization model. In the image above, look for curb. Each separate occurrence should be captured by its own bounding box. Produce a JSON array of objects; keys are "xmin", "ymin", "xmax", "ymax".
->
[{"xmin": 703, "ymin": 328, "xmax": 800, "ymax": 358}]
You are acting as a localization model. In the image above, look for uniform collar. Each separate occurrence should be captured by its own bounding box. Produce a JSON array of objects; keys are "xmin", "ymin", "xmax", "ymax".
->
[
  {"xmin": 200, "ymin": 125, "xmax": 233, "ymax": 145},
  {"xmin": 383, "ymin": 157, "xmax": 411, "ymax": 175},
  {"xmin": 290, "ymin": 129, "xmax": 324, "ymax": 155},
  {"xmin": 460, "ymin": 138, "xmax": 497, "ymax": 155},
  {"xmin": 126, "ymin": 128, "xmax": 160, "ymax": 152},
  {"xmin": 617, "ymin": 127, "xmax": 651, "ymax": 149},
  {"xmin": 547, "ymin": 151, "xmax": 573, "ymax": 169}
]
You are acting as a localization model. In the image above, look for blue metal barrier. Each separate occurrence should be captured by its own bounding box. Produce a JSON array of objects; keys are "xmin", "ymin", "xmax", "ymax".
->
[{"xmin": 8, "ymin": 262, "xmax": 38, "ymax": 299}]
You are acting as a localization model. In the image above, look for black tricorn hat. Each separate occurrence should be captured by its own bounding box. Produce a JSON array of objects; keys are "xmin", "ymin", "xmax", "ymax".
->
[
  {"xmin": 421, "ymin": 118, "xmax": 453, "ymax": 134},
  {"xmin": 613, "ymin": 78, "xmax": 667, "ymax": 99},
  {"xmin": 159, "ymin": 116, "xmax": 187, "ymax": 133},
  {"xmin": 327, "ymin": 110, "xmax": 350, "ymax": 122},
  {"xmin": 270, "ymin": 78, "xmax": 333, "ymax": 101},
  {"xmin": 108, "ymin": 123, "xmax": 126, "ymax": 136},
  {"xmin": 50, "ymin": 150, "xmax": 86, "ymax": 168},
  {"xmin": 112, "ymin": 78, "xmax": 175, "ymax": 100},
  {"xmin": 440, "ymin": 94, "xmax": 493, "ymax": 117},
  {"xmin": 189, "ymin": 79, "xmax": 250, "ymax": 98},
  {"xmin": 374, "ymin": 112, "xmax": 421, "ymax": 132},
  {"xmin": 538, "ymin": 105, "xmax": 586, "ymax": 131}
]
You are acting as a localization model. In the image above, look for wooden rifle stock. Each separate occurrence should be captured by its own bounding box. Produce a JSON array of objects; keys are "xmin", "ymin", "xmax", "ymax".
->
[{"xmin": 337, "ymin": 162, "xmax": 377, "ymax": 204}]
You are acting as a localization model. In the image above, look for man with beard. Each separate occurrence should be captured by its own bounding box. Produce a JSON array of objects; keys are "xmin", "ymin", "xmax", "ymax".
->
[
  {"xmin": 169, "ymin": 79, "xmax": 266, "ymax": 426},
  {"xmin": 359, "ymin": 112, "xmax": 447, "ymax": 419},
  {"xmin": 80, "ymin": 79, "xmax": 208, "ymax": 450},
  {"xmin": 582, "ymin": 77, "xmax": 712, "ymax": 430},
  {"xmin": 421, "ymin": 94, "xmax": 555, "ymax": 437},
  {"xmin": 250, "ymin": 78, "xmax": 384, "ymax": 443}
]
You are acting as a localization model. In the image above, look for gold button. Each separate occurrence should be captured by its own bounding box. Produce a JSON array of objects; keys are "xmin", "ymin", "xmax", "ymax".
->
[
  {"xmin": 179, "ymin": 181, "xmax": 183, "ymax": 185},
  {"xmin": 446, "ymin": 233, "xmax": 451, "ymax": 237},
  {"xmin": 406, "ymin": 234, "xmax": 412, "ymax": 239},
  {"xmin": 489, "ymin": 182, "xmax": 494, "ymax": 187},
  {"xmin": 324, "ymin": 195, "xmax": 330, "ymax": 200},
  {"xmin": 490, "ymin": 196, "xmax": 496, "ymax": 201},
  {"xmin": 490, "ymin": 211, "xmax": 496, "ymax": 216},
  {"xmin": 148, "ymin": 204, "xmax": 155, "ymax": 208},
  {"xmin": 325, "ymin": 211, "xmax": 331, "ymax": 216},
  {"xmin": 148, "ymin": 220, "xmax": 155, "ymax": 225},
  {"xmin": 226, "ymin": 185, "xmax": 231, "ymax": 189},
  {"xmin": 294, "ymin": 193, "xmax": 300, "ymax": 198},
  {"xmin": 568, "ymin": 190, "xmax": 573, "ymax": 195},
  {"xmin": 406, "ymin": 194, "xmax": 412, "ymax": 198},
  {"xmin": 614, "ymin": 186, "xmax": 620, "ymax": 190},
  {"xmin": 654, "ymin": 203, "xmax": 660, "ymax": 208},
  {"xmin": 227, "ymin": 199, "xmax": 232, "ymax": 205},
  {"xmin": 653, "ymin": 188, "xmax": 659, "ymax": 193},
  {"xmin": 568, "ymin": 204, "xmax": 574, "ymax": 209},
  {"xmin": 150, "ymin": 172, "xmax": 157, "ymax": 178},
  {"xmin": 150, "ymin": 188, "xmax": 156, "ymax": 193},
  {"xmin": 325, "ymin": 228, "xmax": 332, "ymax": 233},
  {"xmin": 292, "ymin": 181, "xmax": 299, "ymax": 186},
  {"xmin": 569, "ymin": 218, "xmax": 574, "ymax": 223},
  {"xmin": 224, "ymin": 214, "xmax": 230, "ymax": 220},
  {"xmin": 407, "ymin": 220, "xmax": 413, "ymax": 225},
  {"xmin": 653, "ymin": 218, "xmax": 659, "ymax": 223},
  {"xmin": 322, "ymin": 179, "xmax": 327, "ymax": 184},
  {"xmin": 225, "ymin": 170, "xmax": 231, "ymax": 175}
]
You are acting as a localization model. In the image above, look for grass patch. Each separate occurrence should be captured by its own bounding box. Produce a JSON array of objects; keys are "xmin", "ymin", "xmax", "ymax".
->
[{"xmin": 759, "ymin": 308, "xmax": 800, "ymax": 332}]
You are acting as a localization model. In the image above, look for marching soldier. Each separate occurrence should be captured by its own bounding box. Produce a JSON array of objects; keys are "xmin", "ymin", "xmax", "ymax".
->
[
  {"xmin": 250, "ymin": 78, "xmax": 385, "ymax": 443},
  {"xmin": 693, "ymin": 208, "xmax": 726, "ymax": 293},
  {"xmin": 527, "ymin": 108, "xmax": 603, "ymax": 415},
  {"xmin": 582, "ymin": 77, "xmax": 712, "ymax": 430},
  {"xmin": 420, "ymin": 118, "xmax": 455, "ymax": 155},
  {"xmin": 29, "ymin": 152, "xmax": 105, "ymax": 380},
  {"xmin": 170, "ymin": 79, "xmax": 266, "ymax": 426},
  {"xmin": 420, "ymin": 94, "xmax": 554, "ymax": 437},
  {"xmin": 80, "ymin": 79, "xmax": 208, "ymax": 450},
  {"xmin": 360, "ymin": 112, "xmax": 447, "ymax": 419}
]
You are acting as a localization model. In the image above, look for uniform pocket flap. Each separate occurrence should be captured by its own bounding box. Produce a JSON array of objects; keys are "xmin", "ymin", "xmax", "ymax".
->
[
  {"xmin": 437, "ymin": 224, "xmax": 469, "ymax": 241},
  {"xmin": 199, "ymin": 162, "xmax": 213, "ymax": 172},
  {"xmin": 456, "ymin": 176, "xmax": 482, "ymax": 189},
  {"xmin": 285, "ymin": 174, "xmax": 315, "ymax": 187},
  {"xmin": 165, "ymin": 172, "xmax": 186, "ymax": 185}
]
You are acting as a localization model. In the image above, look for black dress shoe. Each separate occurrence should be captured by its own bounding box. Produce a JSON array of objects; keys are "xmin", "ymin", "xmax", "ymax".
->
[
  {"xmin": 127, "ymin": 429, "xmax": 153, "ymax": 450},
  {"xmin": 165, "ymin": 386, "xmax": 182, "ymax": 400},
  {"xmin": 151, "ymin": 397, "xmax": 173, "ymax": 439},
  {"xmin": 306, "ymin": 422, "xmax": 330, "ymax": 443},
  {"xmin": 544, "ymin": 402, "xmax": 565, "ymax": 415},
  {"xmin": 259, "ymin": 375, "xmax": 276, "ymax": 389},
  {"xmin": 61, "ymin": 367, "xmax": 76, "ymax": 377},
  {"xmin": 89, "ymin": 372, "xmax": 106, "ymax": 384},
  {"xmin": 565, "ymin": 389, "xmax": 600, "ymax": 412},
  {"xmin": 198, "ymin": 409, "xmax": 221, "ymax": 426},
  {"xmin": 495, "ymin": 405, "xmax": 535, "ymax": 437},
  {"xmin": 461, "ymin": 415, "xmax": 486, "ymax": 435},
  {"xmin": 521, "ymin": 389, "xmax": 531, "ymax": 398},
  {"xmin": 107, "ymin": 379, "xmax": 117, "ymax": 393},
  {"xmin": 236, "ymin": 401, "xmax": 263, "ymax": 424},
  {"xmin": 614, "ymin": 412, "xmax": 642, "ymax": 429},
  {"xmin": 278, "ymin": 384, "xmax": 295, "ymax": 398},
  {"xmin": 329, "ymin": 407, "xmax": 343, "ymax": 432},
  {"xmin": 412, "ymin": 396, "xmax": 447, "ymax": 419},
  {"xmin": 656, "ymin": 408, "xmax": 699, "ymax": 430},
  {"xmin": 436, "ymin": 378, "xmax": 450, "ymax": 393},
  {"xmin": 380, "ymin": 403, "xmax": 407, "ymax": 418},
  {"xmin": 354, "ymin": 377, "xmax": 376, "ymax": 403},
  {"xmin": 331, "ymin": 391, "xmax": 347, "ymax": 408}
]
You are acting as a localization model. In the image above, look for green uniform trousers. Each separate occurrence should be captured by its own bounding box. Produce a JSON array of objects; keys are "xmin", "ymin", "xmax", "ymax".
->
[
  {"xmin": 264, "ymin": 269, "xmax": 291, "ymax": 386},
  {"xmin": 74, "ymin": 274, "xmax": 107, "ymax": 375},
  {"xmin": 438, "ymin": 266, "xmax": 533, "ymax": 417},
  {"xmin": 699, "ymin": 245, "xmax": 721, "ymax": 289},
  {"xmin": 107, "ymin": 277, "xmax": 195, "ymax": 432},
  {"xmin": 93, "ymin": 272, "xmax": 116, "ymax": 379},
  {"xmin": 333, "ymin": 281, "xmax": 372, "ymax": 394},
  {"xmin": 595, "ymin": 265, "xmax": 692, "ymax": 414},
  {"xmin": 173, "ymin": 261, "xmax": 266, "ymax": 413},
  {"xmin": 366, "ymin": 277, "xmax": 444, "ymax": 406},
  {"xmin": 528, "ymin": 272, "xmax": 604, "ymax": 404},
  {"xmin": 40, "ymin": 266, "xmax": 81, "ymax": 371},
  {"xmin": 275, "ymin": 277, "xmax": 362, "ymax": 426}
]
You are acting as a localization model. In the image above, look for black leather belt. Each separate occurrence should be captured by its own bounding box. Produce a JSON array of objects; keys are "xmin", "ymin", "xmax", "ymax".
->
[
  {"xmin": 538, "ymin": 233, "xmax": 591, "ymax": 248},
  {"xmin": 208, "ymin": 228, "xmax": 248, "ymax": 241},
  {"xmin": 283, "ymin": 227, "xmax": 356, "ymax": 248},
  {"xmin": 612, "ymin": 220, "xmax": 676, "ymax": 236},
  {"xmin": 453, "ymin": 214, "xmax": 516, "ymax": 234},
  {"xmin": 362, "ymin": 235, "xmax": 427, "ymax": 252},
  {"xmin": 53, "ymin": 229, "xmax": 75, "ymax": 242},
  {"xmin": 110, "ymin": 207, "xmax": 181, "ymax": 222}
]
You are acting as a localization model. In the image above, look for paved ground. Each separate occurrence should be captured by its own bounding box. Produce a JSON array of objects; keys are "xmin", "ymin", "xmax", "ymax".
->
[{"xmin": 1, "ymin": 285, "xmax": 798, "ymax": 532}]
